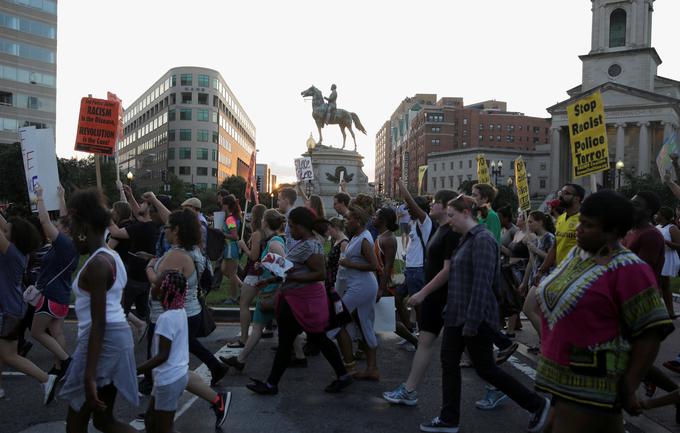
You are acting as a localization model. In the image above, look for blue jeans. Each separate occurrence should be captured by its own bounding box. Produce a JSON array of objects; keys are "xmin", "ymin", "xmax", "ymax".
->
[{"xmin": 398, "ymin": 267, "xmax": 425, "ymax": 296}]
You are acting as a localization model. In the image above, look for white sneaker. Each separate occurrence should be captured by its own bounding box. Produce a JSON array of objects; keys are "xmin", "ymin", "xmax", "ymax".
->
[{"xmin": 43, "ymin": 374, "xmax": 58, "ymax": 405}]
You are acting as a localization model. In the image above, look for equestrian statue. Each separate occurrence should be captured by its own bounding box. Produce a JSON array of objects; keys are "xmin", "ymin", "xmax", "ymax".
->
[{"xmin": 301, "ymin": 84, "xmax": 367, "ymax": 151}]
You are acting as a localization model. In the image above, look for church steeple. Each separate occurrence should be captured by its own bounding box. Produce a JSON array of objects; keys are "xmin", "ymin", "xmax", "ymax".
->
[{"xmin": 590, "ymin": 0, "xmax": 654, "ymax": 54}]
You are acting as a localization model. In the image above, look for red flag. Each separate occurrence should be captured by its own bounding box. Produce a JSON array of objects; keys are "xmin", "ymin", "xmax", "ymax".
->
[
  {"xmin": 107, "ymin": 92, "xmax": 124, "ymax": 144},
  {"xmin": 245, "ymin": 151, "xmax": 258, "ymax": 204}
]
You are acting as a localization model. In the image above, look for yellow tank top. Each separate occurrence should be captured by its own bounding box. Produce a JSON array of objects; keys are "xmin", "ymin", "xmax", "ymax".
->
[{"xmin": 555, "ymin": 212, "xmax": 579, "ymax": 265}]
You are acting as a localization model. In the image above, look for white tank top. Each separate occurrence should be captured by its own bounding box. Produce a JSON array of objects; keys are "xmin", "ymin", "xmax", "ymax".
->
[{"xmin": 72, "ymin": 247, "xmax": 128, "ymax": 337}]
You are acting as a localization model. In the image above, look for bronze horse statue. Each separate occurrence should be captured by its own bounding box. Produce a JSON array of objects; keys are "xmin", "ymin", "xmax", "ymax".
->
[{"xmin": 301, "ymin": 85, "xmax": 367, "ymax": 151}]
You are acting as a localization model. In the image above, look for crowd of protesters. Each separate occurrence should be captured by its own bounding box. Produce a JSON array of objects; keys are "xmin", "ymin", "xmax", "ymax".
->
[{"xmin": 3, "ymin": 166, "xmax": 680, "ymax": 433}]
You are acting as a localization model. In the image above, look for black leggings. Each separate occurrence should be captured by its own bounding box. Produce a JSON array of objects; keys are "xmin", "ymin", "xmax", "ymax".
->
[{"xmin": 267, "ymin": 299, "xmax": 346, "ymax": 386}]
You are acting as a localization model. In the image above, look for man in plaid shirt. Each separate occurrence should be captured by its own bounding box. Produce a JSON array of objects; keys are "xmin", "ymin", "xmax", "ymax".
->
[{"xmin": 419, "ymin": 195, "xmax": 549, "ymax": 433}]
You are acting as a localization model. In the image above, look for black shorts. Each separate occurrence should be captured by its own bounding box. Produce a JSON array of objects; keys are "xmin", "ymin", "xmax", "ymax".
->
[
  {"xmin": 418, "ymin": 286, "xmax": 447, "ymax": 335},
  {"xmin": 123, "ymin": 279, "xmax": 150, "ymax": 320}
]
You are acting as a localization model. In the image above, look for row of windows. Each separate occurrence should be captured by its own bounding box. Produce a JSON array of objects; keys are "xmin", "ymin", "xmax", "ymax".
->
[
  {"xmin": 0, "ymin": 116, "xmax": 51, "ymax": 131},
  {"xmin": 0, "ymin": 91, "xmax": 55, "ymax": 112},
  {"xmin": 0, "ymin": 63, "xmax": 55, "ymax": 87},
  {"xmin": 212, "ymin": 77, "xmax": 255, "ymax": 138},
  {"xmin": 0, "ymin": 37, "xmax": 55, "ymax": 63},
  {"xmin": 170, "ymin": 166, "xmax": 217, "ymax": 177},
  {"xmin": 124, "ymin": 76, "xmax": 173, "ymax": 122},
  {"xmin": 168, "ymin": 146, "xmax": 217, "ymax": 161},
  {"xmin": 429, "ymin": 175, "xmax": 546, "ymax": 191},
  {"xmin": 432, "ymin": 159, "xmax": 548, "ymax": 173},
  {"xmin": 7, "ymin": 0, "xmax": 56, "ymax": 15},
  {"xmin": 168, "ymin": 107, "xmax": 212, "ymax": 122},
  {"xmin": 0, "ymin": 11, "xmax": 56, "ymax": 39},
  {"xmin": 179, "ymin": 73, "xmax": 210, "ymax": 88},
  {"xmin": 120, "ymin": 111, "xmax": 168, "ymax": 148}
]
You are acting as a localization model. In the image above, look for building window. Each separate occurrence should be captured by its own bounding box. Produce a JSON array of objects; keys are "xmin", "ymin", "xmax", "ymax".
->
[
  {"xmin": 212, "ymin": 131, "xmax": 219, "ymax": 143},
  {"xmin": 459, "ymin": 160, "xmax": 463, "ymax": 169},
  {"xmin": 179, "ymin": 166, "xmax": 191, "ymax": 175},
  {"xmin": 479, "ymin": 135, "xmax": 483, "ymax": 141},
  {"xmin": 168, "ymin": 129, "xmax": 176, "ymax": 142},
  {"xmin": 211, "ymin": 168, "xmax": 218, "ymax": 177},
  {"xmin": 211, "ymin": 111, "xmax": 218, "ymax": 123},
  {"xmin": 489, "ymin": 135, "xmax": 494, "ymax": 142},
  {"xmin": 609, "ymin": 8, "xmax": 627, "ymax": 48},
  {"xmin": 196, "ymin": 148, "xmax": 209, "ymax": 160},
  {"xmin": 168, "ymin": 147, "xmax": 175, "ymax": 159},
  {"xmin": 540, "ymin": 179, "xmax": 547, "ymax": 189},
  {"xmin": 431, "ymin": 139, "xmax": 440, "ymax": 145},
  {"xmin": 171, "ymin": 75, "xmax": 176, "ymax": 86},
  {"xmin": 181, "ymin": 92, "xmax": 192, "ymax": 104},
  {"xmin": 540, "ymin": 163, "xmax": 547, "ymax": 171},
  {"xmin": 450, "ymin": 161, "xmax": 454, "ymax": 170},
  {"xmin": 432, "ymin": 178, "xmax": 436, "ymax": 189},
  {"xmin": 197, "ymin": 109, "xmax": 209, "ymax": 121},
  {"xmin": 179, "ymin": 108, "xmax": 192, "ymax": 120},
  {"xmin": 197, "ymin": 74, "xmax": 210, "ymax": 87},
  {"xmin": 468, "ymin": 160, "xmax": 472, "ymax": 168},
  {"xmin": 179, "ymin": 129, "xmax": 191, "ymax": 141},
  {"xmin": 197, "ymin": 129, "xmax": 209, "ymax": 142},
  {"xmin": 179, "ymin": 147, "xmax": 191, "ymax": 159},
  {"xmin": 180, "ymin": 74, "xmax": 192, "ymax": 86},
  {"xmin": 463, "ymin": 118, "xmax": 468, "ymax": 125},
  {"xmin": 168, "ymin": 109, "xmax": 175, "ymax": 121},
  {"xmin": 433, "ymin": 164, "xmax": 437, "ymax": 172},
  {"xmin": 497, "ymin": 135, "xmax": 501, "ymax": 141},
  {"xmin": 449, "ymin": 176, "xmax": 454, "ymax": 187},
  {"xmin": 212, "ymin": 149, "xmax": 217, "ymax": 161},
  {"xmin": 197, "ymin": 93, "xmax": 209, "ymax": 105},
  {"xmin": 197, "ymin": 167, "xmax": 208, "ymax": 176},
  {"xmin": 431, "ymin": 127, "xmax": 440, "ymax": 133}
]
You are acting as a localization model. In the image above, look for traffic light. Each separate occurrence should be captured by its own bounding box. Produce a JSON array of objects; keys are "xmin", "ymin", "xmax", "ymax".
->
[{"xmin": 256, "ymin": 176, "xmax": 262, "ymax": 191}]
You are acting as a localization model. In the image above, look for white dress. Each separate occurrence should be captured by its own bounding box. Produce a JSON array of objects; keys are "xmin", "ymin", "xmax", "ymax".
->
[{"xmin": 656, "ymin": 224, "xmax": 680, "ymax": 277}]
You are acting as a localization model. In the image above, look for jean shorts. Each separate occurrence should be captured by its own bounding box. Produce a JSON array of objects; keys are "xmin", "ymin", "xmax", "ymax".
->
[
  {"xmin": 397, "ymin": 267, "xmax": 425, "ymax": 296},
  {"xmin": 152, "ymin": 373, "xmax": 188, "ymax": 412}
]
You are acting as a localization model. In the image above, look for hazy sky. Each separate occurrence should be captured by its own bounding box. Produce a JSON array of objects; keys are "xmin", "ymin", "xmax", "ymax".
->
[{"xmin": 56, "ymin": 0, "xmax": 680, "ymax": 183}]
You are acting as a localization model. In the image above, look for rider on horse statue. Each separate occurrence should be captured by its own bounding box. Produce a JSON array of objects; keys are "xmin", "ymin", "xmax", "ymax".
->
[{"xmin": 324, "ymin": 84, "xmax": 337, "ymax": 125}]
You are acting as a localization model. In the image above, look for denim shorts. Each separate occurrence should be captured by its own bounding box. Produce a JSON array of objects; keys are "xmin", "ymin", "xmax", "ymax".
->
[
  {"xmin": 152, "ymin": 373, "xmax": 188, "ymax": 412},
  {"xmin": 397, "ymin": 267, "xmax": 425, "ymax": 296}
]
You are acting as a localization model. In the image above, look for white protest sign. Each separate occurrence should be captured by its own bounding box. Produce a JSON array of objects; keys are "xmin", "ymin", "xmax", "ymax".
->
[
  {"xmin": 213, "ymin": 211, "xmax": 225, "ymax": 229},
  {"xmin": 19, "ymin": 127, "xmax": 60, "ymax": 212},
  {"xmin": 294, "ymin": 157, "xmax": 313, "ymax": 182}
]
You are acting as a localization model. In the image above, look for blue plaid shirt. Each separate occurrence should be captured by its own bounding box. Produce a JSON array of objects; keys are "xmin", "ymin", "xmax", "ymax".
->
[{"xmin": 445, "ymin": 224, "xmax": 501, "ymax": 335}]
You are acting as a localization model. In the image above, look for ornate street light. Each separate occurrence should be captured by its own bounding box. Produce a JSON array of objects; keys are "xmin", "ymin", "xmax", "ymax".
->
[
  {"xmin": 306, "ymin": 133, "xmax": 316, "ymax": 155},
  {"xmin": 615, "ymin": 160, "xmax": 624, "ymax": 190},
  {"xmin": 126, "ymin": 171, "xmax": 134, "ymax": 186},
  {"xmin": 490, "ymin": 160, "xmax": 503, "ymax": 186}
]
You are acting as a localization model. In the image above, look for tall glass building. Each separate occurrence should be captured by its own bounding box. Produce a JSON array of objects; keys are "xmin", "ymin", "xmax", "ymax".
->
[
  {"xmin": 119, "ymin": 66, "xmax": 256, "ymax": 192},
  {"xmin": 0, "ymin": 0, "xmax": 57, "ymax": 144}
]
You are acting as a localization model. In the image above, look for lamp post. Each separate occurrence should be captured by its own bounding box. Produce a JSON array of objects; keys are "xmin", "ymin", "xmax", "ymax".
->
[
  {"xmin": 490, "ymin": 160, "xmax": 503, "ymax": 186},
  {"xmin": 126, "ymin": 171, "xmax": 134, "ymax": 186},
  {"xmin": 615, "ymin": 160, "xmax": 624, "ymax": 190},
  {"xmin": 306, "ymin": 133, "xmax": 316, "ymax": 155}
]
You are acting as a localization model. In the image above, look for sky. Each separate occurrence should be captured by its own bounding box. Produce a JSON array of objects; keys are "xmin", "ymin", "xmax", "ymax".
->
[{"xmin": 56, "ymin": 0, "xmax": 680, "ymax": 183}]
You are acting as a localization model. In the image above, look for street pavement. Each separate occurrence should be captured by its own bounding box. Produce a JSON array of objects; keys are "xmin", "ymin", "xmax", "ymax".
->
[{"xmin": 3, "ymin": 308, "xmax": 680, "ymax": 432}]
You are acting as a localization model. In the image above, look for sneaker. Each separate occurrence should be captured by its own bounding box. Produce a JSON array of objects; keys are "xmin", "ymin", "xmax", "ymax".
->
[
  {"xmin": 475, "ymin": 388, "xmax": 508, "ymax": 410},
  {"xmin": 246, "ymin": 378, "xmax": 278, "ymax": 395},
  {"xmin": 663, "ymin": 360, "xmax": 680, "ymax": 374},
  {"xmin": 220, "ymin": 355, "xmax": 245, "ymax": 372},
  {"xmin": 528, "ymin": 396, "xmax": 550, "ymax": 433},
  {"xmin": 135, "ymin": 413, "xmax": 146, "ymax": 422},
  {"xmin": 324, "ymin": 375, "xmax": 353, "ymax": 393},
  {"xmin": 419, "ymin": 416, "xmax": 459, "ymax": 433},
  {"xmin": 496, "ymin": 342, "xmax": 519, "ymax": 365},
  {"xmin": 212, "ymin": 391, "xmax": 231, "ymax": 428},
  {"xmin": 43, "ymin": 374, "xmax": 58, "ymax": 405},
  {"xmin": 383, "ymin": 383, "xmax": 418, "ymax": 406}
]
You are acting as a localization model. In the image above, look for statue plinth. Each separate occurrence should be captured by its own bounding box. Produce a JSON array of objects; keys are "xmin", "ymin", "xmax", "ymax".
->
[{"xmin": 298, "ymin": 144, "xmax": 372, "ymax": 215}]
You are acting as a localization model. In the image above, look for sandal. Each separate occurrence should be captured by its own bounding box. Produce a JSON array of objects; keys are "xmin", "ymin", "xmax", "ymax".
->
[{"xmin": 227, "ymin": 340, "xmax": 245, "ymax": 349}]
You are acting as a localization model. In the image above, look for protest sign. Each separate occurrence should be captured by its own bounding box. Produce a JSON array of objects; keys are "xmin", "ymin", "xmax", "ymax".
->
[
  {"xmin": 19, "ymin": 127, "xmax": 60, "ymax": 212},
  {"xmin": 514, "ymin": 156, "xmax": 531, "ymax": 212},
  {"xmin": 567, "ymin": 90, "xmax": 610, "ymax": 178},
  {"xmin": 294, "ymin": 157, "xmax": 313, "ymax": 182},
  {"xmin": 656, "ymin": 131, "xmax": 679, "ymax": 179},
  {"xmin": 75, "ymin": 97, "xmax": 120, "ymax": 155},
  {"xmin": 477, "ymin": 154, "xmax": 491, "ymax": 184},
  {"xmin": 417, "ymin": 165, "xmax": 428, "ymax": 195}
]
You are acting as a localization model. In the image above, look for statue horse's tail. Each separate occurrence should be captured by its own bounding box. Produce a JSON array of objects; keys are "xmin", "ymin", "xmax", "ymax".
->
[{"xmin": 351, "ymin": 113, "xmax": 367, "ymax": 135}]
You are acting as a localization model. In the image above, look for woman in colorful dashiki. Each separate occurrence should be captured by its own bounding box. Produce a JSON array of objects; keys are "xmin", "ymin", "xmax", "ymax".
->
[{"xmin": 536, "ymin": 190, "xmax": 673, "ymax": 433}]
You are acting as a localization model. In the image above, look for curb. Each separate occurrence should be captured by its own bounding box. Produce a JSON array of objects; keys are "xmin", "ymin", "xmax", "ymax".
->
[{"xmin": 65, "ymin": 305, "xmax": 245, "ymax": 323}]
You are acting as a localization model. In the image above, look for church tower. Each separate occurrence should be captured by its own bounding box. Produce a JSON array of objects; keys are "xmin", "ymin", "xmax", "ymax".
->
[{"xmin": 581, "ymin": 0, "xmax": 660, "ymax": 92}]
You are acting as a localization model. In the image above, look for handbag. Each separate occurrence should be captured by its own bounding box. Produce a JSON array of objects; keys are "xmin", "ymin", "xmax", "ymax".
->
[
  {"xmin": 326, "ymin": 288, "xmax": 352, "ymax": 331},
  {"xmin": 196, "ymin": 290, "xmax": 216, "ymax": 338},
  {"xmin": 23, "ymin": 258, "xmax": 75, "ymax": 307},
  {"xmin": 258, "ymin": 290, "xmax": 278, "ymax": 313}
]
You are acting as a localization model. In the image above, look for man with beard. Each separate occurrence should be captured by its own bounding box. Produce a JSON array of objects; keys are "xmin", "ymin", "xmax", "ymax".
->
[{"xmin": 534, "ymin": 183, "xmax": 585, "ymax": 281}]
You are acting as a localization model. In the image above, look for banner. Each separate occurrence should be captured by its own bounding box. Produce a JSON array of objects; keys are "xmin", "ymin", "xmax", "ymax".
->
[
  {"xmin": 402, "ymin": 152, "xmax": 409, "ymax": 183},
  {"xmin": 294, "ymin": 157, "xmax": 313, "ymax": 182},
  {"xmin": 75, "ymin": 97, "xmax": 121, "ymax": 155},
  {"xmin": 417, "ymin": 165, "xmax": 428, "ymax": 195},
  {"xmin": 656, "ymin": 131, "xmax": 679, "ymax": 179},
  {"xmin": 245, "ymin": 151, "xmax": 258, "ymax": 204},
  {"xmin": 19, "ymin": 127, "xmax": 60, "ymax": 212},
  {"xmin": 477, "ymin": 154, "xmax": 491, "ymax": 184},
  {"xmin": 514, "ymin": 157, "xmax": 531, "ymax": 212},
  {"xmin": 567, "ymin": 90, "xmax": 610, "ymax": 178}
]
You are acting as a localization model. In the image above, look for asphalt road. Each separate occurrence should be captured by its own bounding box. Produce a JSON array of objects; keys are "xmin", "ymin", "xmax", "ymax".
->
[{"xmin": 2, "ymin": 312, "xmax": 679, "ymax": 433}]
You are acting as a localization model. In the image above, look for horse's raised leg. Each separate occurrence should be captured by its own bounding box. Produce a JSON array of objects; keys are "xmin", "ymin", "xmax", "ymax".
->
[{"xmin": 340, "ymin": 125, "xmax": 347, "ymax": 149}]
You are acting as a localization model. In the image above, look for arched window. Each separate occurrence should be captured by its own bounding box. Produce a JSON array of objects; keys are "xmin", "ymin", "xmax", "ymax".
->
[{"xmin": 609, "ymin": 8, "xmax": 627, "ymax": 48}]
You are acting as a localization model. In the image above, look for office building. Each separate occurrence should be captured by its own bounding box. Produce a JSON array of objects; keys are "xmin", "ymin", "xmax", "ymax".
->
[{"xmin": 119, "ymin": 66, "xmax": 256, "ymax": 191}]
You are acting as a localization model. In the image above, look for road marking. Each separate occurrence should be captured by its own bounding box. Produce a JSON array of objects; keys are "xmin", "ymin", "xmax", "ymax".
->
[{"xmin": 1, "ymin": 371, "xmax": 26, "ymax": 376}]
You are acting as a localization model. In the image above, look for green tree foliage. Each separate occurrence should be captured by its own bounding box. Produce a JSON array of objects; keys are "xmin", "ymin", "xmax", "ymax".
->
[
  {"xmin": 493, "ymin": 185, "xmax": 520, "ymax": 213},
  {"xmin": 0, "ymin": 143, "xmax": 28, "ymax": 211},
  {"xmin": 57, "ymin": 156, "xmax": 119, "ymax": 204},
  {"xmin": 619, "ymin": 173, "xmax": 678, "ymax": 208},
  {"xmin": 220, "ymin": 175, "xmax": 246, "ymax": 207},
  {"xmin": 197, "ymin": 190, "xmax": 220, "ymax": 214}
]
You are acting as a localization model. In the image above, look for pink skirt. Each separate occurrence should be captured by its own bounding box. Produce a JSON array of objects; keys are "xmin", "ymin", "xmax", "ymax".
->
[{"xmin": 280, "ymin": 282, "xmax": 329, "ymax": 333}]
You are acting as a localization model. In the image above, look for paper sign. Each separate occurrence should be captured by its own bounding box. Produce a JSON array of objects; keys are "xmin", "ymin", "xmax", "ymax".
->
[
  {"xmin": 373, "ymin": 297, "xmax": 396, "ymax": 333},
  {"xmin": 75, "ymin": 97, "xmax": 121, "ymax": 155},
  {"xmin": 567, "ymin": 91, "xmax": 610, "ymax": 178},
  {"xmin": 477, "ymin": 154, "xmax": 491, "ymax": 184},
  {"xmin": 213, "ymin": 211, "xmax": 225, "ymax": 229},
  {"xmin": 417, "ymin": 165, "xmax": 428, "ymax": 195},
  {"xmin": 656, "ymin": 131, "xmax": 679, "ymax": 179},
  {"xmin": 19, "ymin": 127, "xmax": 60, "ymax": 212},
  {"xmin": 261, "ymin": 252, "xmax": 294, "ymax": 278},
  {"xmin": 515, "ymin": 157, "xmax": 531, "ymax": 212},
  {"xmin": 294, "ymin": 157, "xmax": 313, "ymax": 182}
]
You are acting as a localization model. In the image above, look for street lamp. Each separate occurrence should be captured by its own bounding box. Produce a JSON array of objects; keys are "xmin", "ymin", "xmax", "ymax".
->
[
  {"xmin": 615, "ymin": 160, "xmax": 624, "ymax": 190},
  {"xmin": 126, "ymin": 171, "xmax": 134, "ymax": 186},
  {"xmin": 306, "ymin": 133, "xmax": 316, "ymax": 155},
  {"xmin": 490, "ymin": 160, "xmax": 503, "ymax": 186}
]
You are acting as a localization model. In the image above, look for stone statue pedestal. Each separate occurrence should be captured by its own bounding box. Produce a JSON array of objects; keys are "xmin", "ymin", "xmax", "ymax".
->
[{"xmin": 298, "ymin": 144, "xmax": 372, "ymax": 216}]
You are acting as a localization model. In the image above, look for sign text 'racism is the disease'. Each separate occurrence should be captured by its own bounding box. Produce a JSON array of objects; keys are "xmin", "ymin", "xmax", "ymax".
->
[
  {"xmin": 566, "ymin": 90, "xmax": 610, "ymax": 178},
  {"xmin": 75, "ymin": 97, "xmax": 120, "ymax": 155}
]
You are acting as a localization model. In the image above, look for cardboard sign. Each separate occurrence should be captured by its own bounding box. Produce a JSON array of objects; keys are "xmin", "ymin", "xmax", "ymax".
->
[
  {"xmin": 656, "ymin": 131, "xmax": 679, "ymax": 179},
  {"xmin": 75, "ymin": 97, "xmax": 121, "ymax": 155},
  {"xmin": 294, "ymin": 157, "xmax": 313, "ymax": 182},
  {"xmin": 19, "ymin": 127, "xmax": 60, "ymax": 212},
  {"xmin": 514, "ymin": 157, "xmax": 531, "ymax": 212},
  {"xmin": 567, "ymin": 91, "xmax": 610, "ymax": 178},
  {"xmin": 417, "ymin": 165, "xmax": 428, "ymax": 195},
  {"xmin": 477, "ymin": 154, "xmax": 491, "ymax": 184}
]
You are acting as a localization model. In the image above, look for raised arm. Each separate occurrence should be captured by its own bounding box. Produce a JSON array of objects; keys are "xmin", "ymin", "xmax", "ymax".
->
[
  {"xmin": 35, "ymin": 184, "xmax": 59, "ymax": 242},
  {"xmin": 143, "ymin": 191, "xmax": 170, "ymax": 224},
  {"xmin": 396, "ymin": 179, "xmax": 427, "ymax": 223},
  {"xmin": 115, "ymin": 180, "xmax": 127, "ymax": 203},
  {"xmin": 123, "ymin": 185, "xmax": 141, "ymax": 217},
  {"xmin": 57, "ymin": 184, "xmax": 68, "ymax": 217}
]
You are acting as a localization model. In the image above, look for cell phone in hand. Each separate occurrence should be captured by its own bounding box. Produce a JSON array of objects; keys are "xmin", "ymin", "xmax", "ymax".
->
[{"xmin": 129, "ymin": 251, "xmax": 155, "ymax": 261}]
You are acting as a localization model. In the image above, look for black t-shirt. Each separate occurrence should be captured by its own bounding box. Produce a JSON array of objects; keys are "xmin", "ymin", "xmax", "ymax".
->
[
  {"xmin": 117, "ymin": 220, "xmax": 159, "ymax": 282},
  {"xmin": 425, "ymin": 223, "xmax": 460, "ymax": 282},
  {"xmin": 112, "ymin": 220, "xmax": 134, "ymax": 265}
]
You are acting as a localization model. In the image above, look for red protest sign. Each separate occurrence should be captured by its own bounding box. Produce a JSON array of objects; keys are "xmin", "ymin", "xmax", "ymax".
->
[{"xmin": 74, "ymin": 97, "xmax": 120, "ymax": 155}]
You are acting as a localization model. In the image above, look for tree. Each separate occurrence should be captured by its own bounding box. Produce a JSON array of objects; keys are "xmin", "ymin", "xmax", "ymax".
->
[
  {"xmin": 165, "ymin": 173, "xmax": 186, "ymax": 209},
  {"xmin": 619, "ymin": 173, "xmax": 678, "ymax": 208},
  {"xmin": 220, "ymin": 175, "xmax": 246, "ymax": 207},
  {"xmin": 197, "ymin": 190, "xmax": 220, "ymax": 214},
  {"xmin": 0, "ymin": 143, "xmax": 28, "ymax": 211},
  {"xmin": 493, "ymin": 185, "xmax": 519, "ymax": 213}
]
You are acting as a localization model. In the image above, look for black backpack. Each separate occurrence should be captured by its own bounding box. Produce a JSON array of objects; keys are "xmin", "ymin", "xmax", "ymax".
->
[{"xmin": 205, "ymin": 227, "xmax": 226, "ymax": 261}]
